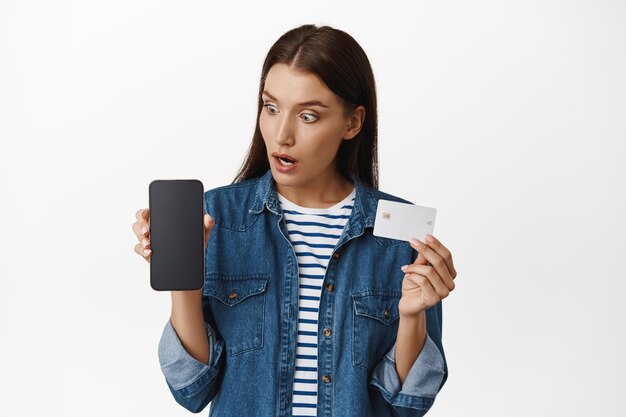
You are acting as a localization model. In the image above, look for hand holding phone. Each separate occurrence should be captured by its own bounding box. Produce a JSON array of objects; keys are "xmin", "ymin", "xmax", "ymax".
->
[
  {"xmin": 147, "ymin": 179, "xmax": 206, "ymax": 291},
  {"xmin": 132, "ymin": 208, "xmax": 215, "ymax": 263}
]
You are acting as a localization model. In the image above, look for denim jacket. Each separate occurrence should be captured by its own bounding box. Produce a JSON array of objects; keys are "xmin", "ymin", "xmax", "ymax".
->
[{"xmin": 158, "ymin": 168, "xmax": 448, "ymax": 417}]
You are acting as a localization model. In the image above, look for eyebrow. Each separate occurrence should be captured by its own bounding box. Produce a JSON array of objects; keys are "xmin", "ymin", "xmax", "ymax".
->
[{"xmin": 262, "ymin": 90, "xmax": 330, "ymax": 108}]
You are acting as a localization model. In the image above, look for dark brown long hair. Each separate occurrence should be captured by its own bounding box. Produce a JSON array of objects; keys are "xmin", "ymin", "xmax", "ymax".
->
[{"xmin": 231, "ymin": 24, "xmax": 379, "ymax": 189}]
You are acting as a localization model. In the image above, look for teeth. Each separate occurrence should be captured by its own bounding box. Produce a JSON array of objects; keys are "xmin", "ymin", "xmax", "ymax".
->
[{"xmin": 278, "ymin": 157, "xmax": 294, "ymax": 166}]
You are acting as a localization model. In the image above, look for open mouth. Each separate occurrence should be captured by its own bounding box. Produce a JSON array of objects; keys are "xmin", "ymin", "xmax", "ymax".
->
[
  {"xmin": 276, "ymin": 156, "xmax": 296, "ymax": 166},
  {"xmin": 272, "ymin": 152, "xmax": 298, "ymax": 166}
]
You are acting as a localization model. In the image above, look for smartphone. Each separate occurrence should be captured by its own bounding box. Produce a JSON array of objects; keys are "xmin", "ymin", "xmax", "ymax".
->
[
  {"xmin": 373, "ymin": 199, "xmax": 437, "ymax": 243},
  {"xmin": 148, "ymin": 179, "xmax": 204, "ymax": 291}
]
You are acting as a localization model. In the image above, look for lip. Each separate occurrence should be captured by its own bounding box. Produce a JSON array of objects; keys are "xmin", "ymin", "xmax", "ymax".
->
[
  {"xmin": 272, "ymin": 152, "xmax": 298, "ymax": 162},
  {"xmin": 272, "ymin": 155, "xmax": 299, "ymax": 173}
]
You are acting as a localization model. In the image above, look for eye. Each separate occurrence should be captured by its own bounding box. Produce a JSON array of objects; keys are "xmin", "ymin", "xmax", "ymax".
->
[
  {"xmin": 301, "ymin": 113, "xmax": 319, "ymax": 123},
  {"xmin": 262, "ymin": 103, "xmax": 319, "ymax": 124},
  {"xmin": 263, "ymin": 103, "xmax": 278, "ymax": 114}
]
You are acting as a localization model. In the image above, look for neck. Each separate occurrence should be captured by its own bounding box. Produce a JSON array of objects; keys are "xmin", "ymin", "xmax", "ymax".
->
[{"xmin": 275, "ymin": 169, "xmax": 354, "ymax": 209}]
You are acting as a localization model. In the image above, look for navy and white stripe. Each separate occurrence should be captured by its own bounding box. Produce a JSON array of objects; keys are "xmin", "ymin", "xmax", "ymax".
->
[{"xmin": 277, "ymin": 188, "xmax": 356, "ymax": 417}]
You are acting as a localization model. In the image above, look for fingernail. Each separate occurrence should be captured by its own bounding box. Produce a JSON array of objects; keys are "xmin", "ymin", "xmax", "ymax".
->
[
  {"xmin": 425, "ymin": 234, "xmax": 434, "ymax": 243},
  {"xmin": 410, "ymin": 237, "xmax": 422, "ymax": 246},
  {"xmin": 143, "ymin": 249, "xmax": 150, "ymax": 255},
  {"xmin": 142, "ymin": 238, "xmax": 149, "ymax": 246},
  {"xmin": 401, "ymin": 265, "xmax": 408, "ymax": 271},
  {"xmin": 141, "ymin": 226, "xmax": 148, "ymax": 235}
]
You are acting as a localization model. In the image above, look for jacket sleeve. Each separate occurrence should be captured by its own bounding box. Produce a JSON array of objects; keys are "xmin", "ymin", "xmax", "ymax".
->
[
  {"xmin": 158, "ymin": 317, "xmax": 225, "ymax": 413},
  {"xmin": 369, "ymin": 300, "xmax": 448, "ymax": 417}
]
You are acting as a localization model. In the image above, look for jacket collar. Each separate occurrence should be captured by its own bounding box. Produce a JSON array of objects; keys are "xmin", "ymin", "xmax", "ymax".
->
[{"xmin": 249, "ymin": 169, "xmax": 378, "ymax": 240}]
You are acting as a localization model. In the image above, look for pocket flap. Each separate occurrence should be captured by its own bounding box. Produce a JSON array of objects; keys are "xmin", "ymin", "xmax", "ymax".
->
[
  {"xmin": 203, "ymin": 274, "xmax": 269, "ymax": 306},
  {"xmin": 352, "ymin": 292, "xmax": 400, "ymax": 325}
]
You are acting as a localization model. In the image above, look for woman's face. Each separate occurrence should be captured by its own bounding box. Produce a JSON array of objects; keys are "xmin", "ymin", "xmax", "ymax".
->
[{"xmin": 259, "ymin": 63, "xmax": 363, "ymax": 193}]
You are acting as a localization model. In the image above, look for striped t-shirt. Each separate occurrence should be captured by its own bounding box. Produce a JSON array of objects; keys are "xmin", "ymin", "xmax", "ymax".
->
[{"xmin": 277, "ymin": 187, "xmax": 356, "ymax": 417}]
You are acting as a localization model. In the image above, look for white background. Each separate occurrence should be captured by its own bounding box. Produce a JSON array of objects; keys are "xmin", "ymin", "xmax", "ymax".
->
[{"xmin": 1, "ymin": 1, "xmax": 624, "ymax": 416}]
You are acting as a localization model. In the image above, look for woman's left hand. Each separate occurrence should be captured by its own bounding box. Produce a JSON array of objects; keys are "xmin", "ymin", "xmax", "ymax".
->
[{"xmin": 398, "ymin": 234, "xmax": 457, "ymax": 318}]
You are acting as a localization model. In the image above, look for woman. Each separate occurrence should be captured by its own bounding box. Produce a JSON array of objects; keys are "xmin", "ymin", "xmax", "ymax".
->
[{"xmin": 132, "ymin": 23, "xmax": 457, "ymax": 417}]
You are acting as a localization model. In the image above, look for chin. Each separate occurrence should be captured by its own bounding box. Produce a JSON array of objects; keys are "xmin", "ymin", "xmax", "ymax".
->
[
  {"xmin": 271, "ymin": 170, "xmax": 295, "ymax": 184},
  {"xmin": 271, "ymin": 169, "xmax": 306, "ymax": 187}
]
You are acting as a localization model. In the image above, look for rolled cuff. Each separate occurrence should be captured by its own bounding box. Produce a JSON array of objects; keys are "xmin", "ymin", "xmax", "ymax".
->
[
  {"xmin": 158, "ymin": 318, "xmax": 218, "ymax": 390},
  {"xmin": 369, "ymin": 331, "xmax": 446, "ymax": 413}
]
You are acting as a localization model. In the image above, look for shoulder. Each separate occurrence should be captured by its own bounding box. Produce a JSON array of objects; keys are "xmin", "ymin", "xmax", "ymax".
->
[
  {"xmin": 203, "ymin": 175, "xmax": 265, "ymax": 231},
  {"xmin": 356, "ymin": 180, "xmax": 415, "ymax": 208},
  {"xmin": 204, "ymin": 175, "xmax": 262, "ymax": 200},
  {"xmin": 370, "ymin": 188, "xmax": 414, "ymax": 205}
]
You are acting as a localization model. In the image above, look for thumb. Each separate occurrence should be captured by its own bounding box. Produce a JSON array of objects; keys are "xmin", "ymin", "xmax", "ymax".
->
[
  {"xmin": 413, "ymin": 250, "xmax": 428, "ymax": 266},
  {"xmin": 204, "ymin": 214, "xmax": 214, "ymax": 250},
  {"xmin": 204, "ymin": 213, "xmax": 214, "ymax": 230}
]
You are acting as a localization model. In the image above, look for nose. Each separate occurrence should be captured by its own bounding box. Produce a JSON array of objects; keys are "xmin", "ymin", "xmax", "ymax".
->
[{"xmin": 274, "ymin": 114, "xmax": 295, "ymax": 146}]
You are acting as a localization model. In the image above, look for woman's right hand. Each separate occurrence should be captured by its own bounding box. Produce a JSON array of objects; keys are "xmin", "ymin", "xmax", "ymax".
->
[{"xmin": 132, "ymin": 208, "xmax": 216, "ymax": 263}]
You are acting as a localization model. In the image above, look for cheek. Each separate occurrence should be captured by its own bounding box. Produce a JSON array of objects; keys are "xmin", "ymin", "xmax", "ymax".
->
[
  {"xmin": 308, "ymin": 135, "xmax": 340, "ymax": 161},
  {"xmin": 318, "ymin": 124, "xmax": 346, "ymax": 152},
  {"xmin": 259, "ymin": 113, "xmax": 271, "ymax": 143},
  {"xmin": 259, "ymin": 112, "xmax": 266, "ymax": 134}
]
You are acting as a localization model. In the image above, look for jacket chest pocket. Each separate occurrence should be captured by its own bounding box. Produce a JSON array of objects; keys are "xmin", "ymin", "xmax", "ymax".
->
[
  {"xmin": 351, "ymin": 291, "xmax": 401, "ymax": 369},
  {"xmin": 203, "ymin": 274, "xmax": 269, "ymax": 356}
]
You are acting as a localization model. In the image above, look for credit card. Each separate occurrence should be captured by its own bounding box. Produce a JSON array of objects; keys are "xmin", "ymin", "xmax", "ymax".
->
[{"xmin": 373, "ymin": 199, "xmax": 436, "ymax": 243}]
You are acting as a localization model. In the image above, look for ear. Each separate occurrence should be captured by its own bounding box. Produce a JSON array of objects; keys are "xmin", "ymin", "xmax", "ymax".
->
[{"xmin": 343, "ymin": 105, "xmax": 366, "ymax": 140}]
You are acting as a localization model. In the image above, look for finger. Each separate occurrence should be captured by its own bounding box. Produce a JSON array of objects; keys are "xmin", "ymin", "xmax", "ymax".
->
[
  {"xmin": 135, "ymin": 208, "xmax": 149, "ymax": 222},
  {"xmin": 405, "ymin": 273, "xmax": 439, "ymax": 304},
  {"xmin": 137, "ymin": 238, "xmax": 150, "ymax": 251},
  {"xmin": 134, "ymin": 242, "xmax": 151, "ymax": 258},
  {"xmin": 403, "ymin": 264, "xmax": 453, "ymax": 295},
  {"xmin": 404, "ymin": 267, "xmax": 451, "ymax": 299},
  {"xmin": 204, "ymin": 213, "xmax": 215, "ymax": 230},
  {"xmin": 133, "ymin": 208, "xmax": 150, "ymax": 237},
  {"xmin": 131, "ymin": 226, "xmax": 151, "ymax": 249},
  {"xmin": 410, "ymin": 237, "xmax": 455, "ymax": 291},
  {"xmin": 424, "ymin": 235, "xmax": 457, "ymax": 279},
  {"xmin": 401, "ymin": 263, "xmax": 430, "ymax": 276},
  {"xmin": 132, "ymin": 221, "xmax": 150, "ymax": 241},
  {"xmin": 413, "ymin": 250, "xmax": 428, "ymax": 266},
  {"xmin": 204, "ymin": 214, "xmax": 215, "ymax": 246}
]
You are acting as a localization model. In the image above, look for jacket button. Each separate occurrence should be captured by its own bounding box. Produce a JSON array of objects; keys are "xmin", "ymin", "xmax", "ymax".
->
[
  {"xmin": 229, "ymin": 291, "xmax": 237, "ymax": 300},
  {"xmin": 384, "ymin": 309, "xmax": 389, "ymax": 318},
  {"xmin": 332, "ymin": 251, "xmax": 340, "ymax": 260},
  {"xmin": 323, "ymin": 328, "xmax": 332, "ymax": 337},
  {"xmin": 322, "ymin": 375, "xmax": 331, "ymax": 383},
  {"xmin": 325, "ymin": 283, "xmax": 334, "ymax": 292}
]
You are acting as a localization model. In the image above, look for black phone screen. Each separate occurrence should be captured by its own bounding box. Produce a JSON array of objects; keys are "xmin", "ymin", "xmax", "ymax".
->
[{"xmin": 148, "ymin": 179, "xmax": 204, "ymax": 291}]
